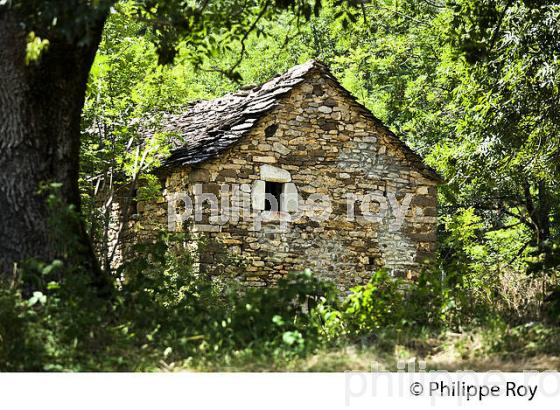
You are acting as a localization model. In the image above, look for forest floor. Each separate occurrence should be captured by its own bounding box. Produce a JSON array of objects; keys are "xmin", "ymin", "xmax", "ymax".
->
[{"xmin": 182, "ymin": 325, "xmax": 560, "ymax": 372}]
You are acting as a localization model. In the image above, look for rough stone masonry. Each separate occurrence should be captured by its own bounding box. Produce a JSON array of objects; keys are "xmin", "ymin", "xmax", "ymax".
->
[{"xmin": 126, "ymin": 60, "xmax": 442, "ymax": 290}]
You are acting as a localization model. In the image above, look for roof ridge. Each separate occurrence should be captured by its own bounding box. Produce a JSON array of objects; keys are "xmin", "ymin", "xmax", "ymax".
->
[{"xmin": 157, "ymin": 60, "xmax": 442, "ymax": 182}]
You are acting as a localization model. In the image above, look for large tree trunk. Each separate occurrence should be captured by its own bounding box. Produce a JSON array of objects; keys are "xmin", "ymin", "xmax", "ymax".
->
[{"xmin": 0, "ymin": 11, "xmax": 107, "ymax": 288}]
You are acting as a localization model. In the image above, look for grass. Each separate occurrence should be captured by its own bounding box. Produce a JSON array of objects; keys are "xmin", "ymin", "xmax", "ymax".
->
[{"xmin": 172, "ymin": 324, "xmax": 560, "ymax": 372}]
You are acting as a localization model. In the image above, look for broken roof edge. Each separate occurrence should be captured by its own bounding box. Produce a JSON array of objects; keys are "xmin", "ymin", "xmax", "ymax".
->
[{"xmin": 161, "ymin": 59, "xmax": 444, "ymax": 183}]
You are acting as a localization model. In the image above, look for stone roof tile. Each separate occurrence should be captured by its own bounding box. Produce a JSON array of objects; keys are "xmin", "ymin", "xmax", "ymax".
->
[{"xmin": 156, "ymin": 60, "xmax": 442, "ymax": 182}]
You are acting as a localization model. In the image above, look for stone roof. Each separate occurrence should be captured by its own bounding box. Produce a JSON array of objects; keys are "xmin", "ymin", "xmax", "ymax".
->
[{"xmin": 158, "ymin": 60, "xmax": 442, "ymax": 182}]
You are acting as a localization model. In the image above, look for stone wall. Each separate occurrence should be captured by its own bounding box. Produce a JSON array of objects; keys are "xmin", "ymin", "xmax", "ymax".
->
[{"xmin": 133, "ymin": 72, "xmax": 439, "ymax": 290}]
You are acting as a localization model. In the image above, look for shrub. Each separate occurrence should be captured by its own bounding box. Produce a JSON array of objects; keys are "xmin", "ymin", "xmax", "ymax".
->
[
  {"xmin": 0, "ymin": 287, "xmax": 48, "ymax": 371},
  {"xmin": 342, "ymin": 269, "xmax": 453, "ymax": 337},
  {"xmin": 343, "ymin": 270, "xmax": 405, "ymax": 334}
]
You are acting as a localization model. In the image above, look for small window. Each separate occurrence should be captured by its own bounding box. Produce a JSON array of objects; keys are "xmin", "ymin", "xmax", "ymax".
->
[{"xmin": 264, "ymin": 181, "xmax": 283, "ymax": 211}]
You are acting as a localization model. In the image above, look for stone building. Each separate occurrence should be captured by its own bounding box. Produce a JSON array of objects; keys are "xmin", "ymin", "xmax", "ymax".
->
[{"xmin": 131, "ymin": 60, "xmax": 442, "ymax": 289}]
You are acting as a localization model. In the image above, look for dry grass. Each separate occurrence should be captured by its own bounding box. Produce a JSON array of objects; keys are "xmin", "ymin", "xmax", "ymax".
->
[
  {"xmin": 176, "ymin": 327, "xmax": 560, "ymax": 372},
  {"xmin": 283, "ymin": 345, "xmax": 560, "ymax": 372}
]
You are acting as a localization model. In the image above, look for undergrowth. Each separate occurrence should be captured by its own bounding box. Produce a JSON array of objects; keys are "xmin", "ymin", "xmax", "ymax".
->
[{"xmin": 1, "ymin": 233, "xmax": 560, "ymax": 371}]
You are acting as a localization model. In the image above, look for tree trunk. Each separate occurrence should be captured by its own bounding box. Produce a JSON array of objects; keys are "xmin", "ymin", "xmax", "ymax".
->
[{"xmin": 0, "ymin": 11, "xmax": 108, "ymax": 288}]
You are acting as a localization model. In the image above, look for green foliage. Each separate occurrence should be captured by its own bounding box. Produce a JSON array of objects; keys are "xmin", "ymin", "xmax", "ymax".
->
[
  {"xmin": 291, "ymin": 0, "xmax": 560, "ymax": 279},
  {"xmin": 5, "ymin": 0, "xmax": 330, "ymax": 77},
  {"xmin": 0, "ymin": 256, "xmax": 118, "ymax": 371},
  {"xmin": 340, "ymin": 262, "xmax": 541, "ymax": 338},
  {"xmin": 484, "ymin": 321, "xmax": 560, "ymax": 358},
  {"xmin": 0, "ymin": 235, "xmax": 556, "ymax": 370},
  {"xmin": 0, "ymin": 288, "xmax": 46, "ymax": 371},
  {"xmin": 25, "ymin": 31, "xmax": 49, "ymax": 64},
  {"xmin": 113, "ymin": 239, "xmax": 340, "ymax": 367},
  {"xmin": 220, "ymin": 269, "xmax": 337, "ymax": 352},
  {"xmin": 0, "ymin": 234, "xmax": 340, "ymax": 370},
  {"xmin": 344, "ymin": 270, "xmax": 406, "ymax": 333},
  {"xmin": 342, "ymin": 269, "xmax": 449, "ymax": 336},
  {"xmin": 6, "ymin": 0, "xmax": 560, "ymax": 371}
]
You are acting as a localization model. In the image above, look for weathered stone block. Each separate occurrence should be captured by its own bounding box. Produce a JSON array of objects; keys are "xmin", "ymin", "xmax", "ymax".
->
[
  {"xmin": 260, "ymin": 164, "xmax": 292, "ymax": 182},
  {"xmin": 253, "ymin": 156, "xmax": 277, "ymax": 163}
]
